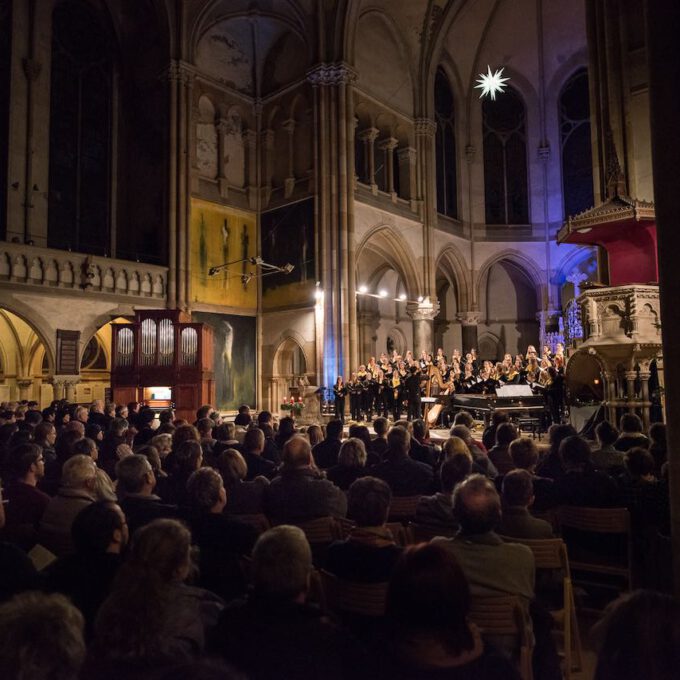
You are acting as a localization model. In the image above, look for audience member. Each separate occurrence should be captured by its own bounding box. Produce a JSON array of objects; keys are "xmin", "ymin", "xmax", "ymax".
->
[
  {"xmin": 274, "ymin": 417, "xmax": 296, "ymax": 450},
  {"xmin": 312, "ymin": 418, "xmax": 344, "ymax": 469},
  {"xmin": 212, "ymin": 448, "xmax": 270, "ymax": 515},
  {"xmin": 591, "ymin": 420, "xmax": 625, "ymax": 472},
  {"xmin": 326, "ymin": 437, "xmax": 369, "ymax": 490},
  {"xmin": 233, "ymin": 405, "xmax": 252, "ymax": 427},
  {"xmin": 240, "ymin": 427, "xmax": 277, "ymax": 480},
  {"xmin": 498, "ymin": 470, "xmax": 553, "ymax": 539},
  {"xmin": 487, "ymin": 422, "xmax": 519, "ymax": 475},
  {"xmin": 648, "ymin": 422, "xmax": 667, "ymax": 475},
  {"xmin": 614, "ymin": 413, "xmax": 650, "ymax": 452},
  {"xmin": 483, "ymin": 410, "xmax": 511, "ymax": 451},
  {"xmin": 535, "ymin": 423, "xmax": 577, "ymax": 480},
  {"xmin": 409, "ymin": 419, "xmax": 437, "ymax": 467},
  {"xmin": 451, "ymin": 425, "xmax": 498, "ymax": 478},
  {"xmin": 508, "ymin": 437, "xmax": 555, "ymax": 511},
  {"xmin": 371, "ymin": 417, "xmax": 389, "ymax": 460}
]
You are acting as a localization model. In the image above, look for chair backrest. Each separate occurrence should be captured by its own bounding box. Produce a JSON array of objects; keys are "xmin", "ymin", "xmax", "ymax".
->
[
  {"xmin": 232, "ymin": 513, "xmax": 271, "ymax": 535},
  {"xmin": 388, "ymin": 495, "xmax": 422, "ymax": 520},
  {"xmin": 320, "ymin": 569, "xmax": 388, "ymax": 617},
  {"xmin": 498, "ymin": 536, "xmax": 569, "ymax": 574},
  {"xmin": 295, "ymin": 516, "xmax": 343, "ymax": 544},
  {"xmin": 556, "ymin": 506, "xmax": 630, "ymax": 534},
  {"xmin": 408, "ymin": 522, "xmax": 457, "ymax": 542}
]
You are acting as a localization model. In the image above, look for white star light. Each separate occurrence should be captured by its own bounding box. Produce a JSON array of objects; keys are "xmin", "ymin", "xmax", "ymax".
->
[{"xmin": 475, "ymin": 66, "xmax": 510, "ymax": 101}]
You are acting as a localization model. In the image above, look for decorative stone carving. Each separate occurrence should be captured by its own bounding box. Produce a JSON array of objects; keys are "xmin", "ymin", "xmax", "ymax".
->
[
  {"xmin": 456, "ymin": 310, "xmax": 481, "ymax": 326},
  {"xmin": 407, "ymin": 299, "xmax": 441, "ymax": 321},
  {"xmin": 414, "ymin": 118, "xmax": 437, "ymax": 138},
  {"xmin": 307, "ymin": 63, "xmax": 357, "ymax": 87}
]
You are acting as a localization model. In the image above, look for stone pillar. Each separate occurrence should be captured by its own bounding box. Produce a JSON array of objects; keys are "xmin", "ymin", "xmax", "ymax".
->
[
  {"xmin": 64, "ymin": 378, "xmax": 79, "ymax": 403},
  {"xmin": 16, "ymin": 377, "xmax": 33, "ymax": 401},
  {"xmin": 282, "ymin": 118, "xmax": 296, "ymax": 198},
  {"xmin": 50, "ymin": 377, "xmax": 65, "ymax": 401},
  {"xmin": 457, "ymin": 311, "xmax": 481, "ymax": 353},
  {"xmin": 408, "ymin": 302, "xmax": 440, "ymax": 356},
  {"xmin": 625, "ymin": 371, "xmax": 637, "ymax": 413},
  {"xmin": 397, "ymin": 146, "xmax": 417, "ymax": 209},
  {"xmin": 243, "ymin": 129, "xmax": 258, "ymax": 210},
  {"xmin": 415, "ymin": 118, "xmax": 438, "ymax": 303},
  {"xmin": 639, "ymin": 370, "xmax": 651, "ymax": 430},
  {"xmin": 216, "ymin": 118, "xmax": 229, "ymax": 198},
  {"xmin": 358, "ymin": 127, "xmax": 379, "ymax": 193},
  {"xmin": 604, "ymin": 371, "xmax": 618, "ymax": 425},
  {"xmin": 378, "ymin": 137, "xmax": 398, "ymax": 199}
]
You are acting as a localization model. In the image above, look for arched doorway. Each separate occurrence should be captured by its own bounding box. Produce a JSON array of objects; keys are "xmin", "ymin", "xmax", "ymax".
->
[
  {"xmin": 479, "ymin": 259, "xmax": 539, "ymax": 360},
  {"xmin": 0, "ymin": 308, "xmax": 53, "ymax": 405},
  {"xmin": 269, "ymin": 336, "xmax": 309, "ymax": 411}
]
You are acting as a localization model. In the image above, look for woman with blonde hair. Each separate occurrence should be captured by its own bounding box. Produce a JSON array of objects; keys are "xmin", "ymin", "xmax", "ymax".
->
[{"xmin": 326, "ymin": 437, "xmax": 368, "ymax": 491}]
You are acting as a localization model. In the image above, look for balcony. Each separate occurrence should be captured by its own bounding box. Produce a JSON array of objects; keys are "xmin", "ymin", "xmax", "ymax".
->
[{"xmin": 0, "ymin": 240, "xmax": 167, "ymax": 301}]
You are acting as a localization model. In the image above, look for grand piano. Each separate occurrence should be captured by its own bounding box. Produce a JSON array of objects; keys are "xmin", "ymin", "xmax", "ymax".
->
[{"xmin": 452, "ymin": 385, "xmax": 546, "ymax": 428}]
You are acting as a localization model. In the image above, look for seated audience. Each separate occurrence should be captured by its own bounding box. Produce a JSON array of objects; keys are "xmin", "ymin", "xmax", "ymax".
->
[
  {"xmin": 186, "ymin": 467, "xmax": 257, "ymax": 602},
  {"xmin": 240, "ymin": 427, "xmax": 277, "ymax": 480},
  {"xmin": 116, "ymin": 454, "xmax": 179, "ymax": 536},
  {"xmin": 498, "ymin": 470, "xmax": 553, "ymax": 539},
  {"xmin": 264, "ymin": 436, "xmax": 347, "ymax": 522},
  {"xmin": 591, "ymin": 420, "xmax": 625, "ymax": 473},
  {"xmin": 0, "ymin": 592, "xmax": 86, "ymax": 680},
  {"xmin": 508, "ymin": 437, "xmax": 555, "ymax": 511},
  {"xmin": 371, "ymin": 427, "xmax": 433, "ymax": 496},
  {"xmin": 196, "ymin": 417, "xmax": 217, "ymax": 461},
  {"xmin": 259, "ymin": 422, "xmax": 282, "ymax": 465},
  {"xmin": 99, "ymin": 418, "xmax": 131, "ymax": 479},
  {"xmin": 43, "ymin": 501, "xmax": 127, "ymax": 638},
  {"xmin": 535, "ymin": 423, "xmax": 577, "ymax": 480},
  {"xmin": 93, "ymin": 519, "xmax": 223, "ymax": 671},
  {"xmin": 552, "ymin": 436, "xmax": 621, "ymax": 507},
  {"xmin": 614, "ymin": 413, "xmax": 650, "ymax": 452},
  {"xmin": 348, "ymin": 424, "xmax": 380, "ymax": 466},
  {"xmin": 451, "ymin": 425, "xmax": 498, "ymax": 478},
  {"xmin": 132, "ymin": 407, "xmax": 156, "ymax": 447},
  {"xmin": 326, "ymin": 477, "xmax": 402, "ymax": 583},
  {"xmin": 164, "ymin": 440, "xmax": 203, "ymax": 506},
  {"xmin": 326, "ymin": 437, "xmax": 369, "ymax": 491},
  {"xmin": 487, "ymin": 423, "xmax": 519, "ymax": 475},
  {"xmin": 380, "ymin": 543, "xmax": 520, "ymax": 680},
  {"xmin": 233, "ymin": 404, "xmax": 252, "ymax": 427},
  {"xmin": 414, "ymin": 452, "xmax": 472, "ymax": 529},
  {"xmin": 648, "ymin": 422, "xmax": 667, "ymax": 475},
  {"xmin": 371, "ymin": 417, "xmax": 389, "ymax": 460},
  {"xmin": 592, "ymin": 589, "xmax": 680, "ymax": 680},
  {"xmin": 312, "ymin": 418, "xmax": 344, "ymax": 469},
  {"xmin": 306, "ymin": 424, "xmax": 324, "ymax": 448},
  {"xmin": 274, "ymin": 417, "xmax": 297, "ymax": 450},
  {"xmin": 213, "ymin": 525, "xmax": 364, "ymax": 680},
  {"xmin": 483, "ymin": 410, "xmax": 511, "ymax": 451},
  {"xmin": 39, "ymin": 454, "xmax": 98, "ymax": 557},
  {"xmin": 409, "ymin": 420, "xmax": 437, "ymax": 467},
  {"xmin": 212, "ymin": 448, "xmax": 269, "ymax": 515}
]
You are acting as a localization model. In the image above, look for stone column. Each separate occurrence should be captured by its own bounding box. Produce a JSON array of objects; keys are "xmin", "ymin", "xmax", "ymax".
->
[
  {"xmin": 16, "ymin": 377, "xmax": 33, "ymax": 401},
  {"xmin": 243, "ymin": 129, "xmax": 258, "ymax": 210},
  {"xmin": 415, "ymin": 118, "xmax": 438, "ymax": 302},
  {"xmin": 604, "ymin": 371, "xmax": 618, "ymax": 425},
  {"xmin": 625, "ymin": 371, "xmax": 637, "ymax": 413},
  {"xmin": 358, "ymin": 127, "xmax": 379, "ymax": 193},
  {"xmin": 216, "ymin": 118, "xmax": 229, "ymax": 198},
  {"xmin": 378, "ymin": 137, "xmax": 398, "ymax": 199},
  {"xmin": 50, "ymin": 377, "xmax": 66, "ymax": 401},
  {"xmin": 408, "ymin": 302, "xmax": 440, "ymax": 356},
  {"xmin": 639, "ymin": 369, "xmax": 651, "ymax": 430},
  {"xmin": 457, "ymin": 311, "xmax": 481, "ymax": 353},
  {"xmin": 282, "ymin": 118, "xmax": 296, "ymax": 198},
  {"xmin": 397, "ymin": 147, "xmax": 417, "ymax": 209},
  {"xmin": 358, "ymin": 310, "xmax": 380, "ymax": 362},
  {"xmin": 64, "ymin": 378, "xmax": 79, "ymax": 404},
  {"xmin": 262, "ymin": 128, "xmax": 275, "ymax": 207},
  {"xmin": 536, "ymin": 309, "xmax": 562, "ymax": 350}
]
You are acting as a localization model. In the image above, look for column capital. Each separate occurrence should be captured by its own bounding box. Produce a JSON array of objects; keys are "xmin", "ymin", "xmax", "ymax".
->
[
  {"xmin": 377, "ymin": 137, "xmax": 399, "ymax": 151},
  {"xmin": 465, "ymin": 144, "xmax": 476, "ymax": 163},
  {"xmin": 358, "ymin": 127, "xmax": 380, "ymax": 142},
  {"xmin": 457, "ymin": 310, "xmax": 481, "ymax": 326},
  {"xmin": 414, "ymin": 118, "xmax": 437, "ymax": 138},
  {"xmin": 397, "ymin": 146, "xmax": 417, "ymax": 161},
  {"xmin": 407, "ymin": 299, "xmax": 440, "ymax": 321},
  {"xmin": 16, "ymin": 377, "xmax": 34, "ymax": 389},
  {"xmin": 307, "ymin": 62, "xmax": 357, "ymax": 87},
  {"xmin": 537, "ymin": 143, "xmax": 551, "ymax": 162}
]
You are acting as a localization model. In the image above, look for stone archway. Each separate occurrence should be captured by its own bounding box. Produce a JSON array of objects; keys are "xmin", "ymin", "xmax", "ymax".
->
[{"xmin": 269, "ymin": 335, "xmax": 309, "ymax": 412}]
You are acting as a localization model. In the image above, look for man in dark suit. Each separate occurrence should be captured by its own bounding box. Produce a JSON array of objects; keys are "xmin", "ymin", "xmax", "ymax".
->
[
  {"xmin": 498, "ymin": 470, "xmax": 553, "ymax": 539},
  {"xmin": 241, "ymin": 427, "xmax": 277, "ymax": 480},
  {"xmin": 404, "ymin": 366, "xmax": 423, "ymax": 422},
  {"xmin": 370, "ymin": 426, "xmax": 433, "ymax": 496},
  {"xmin": 312, "ymin": 419, "xmax": 343, "ymax": 470}
]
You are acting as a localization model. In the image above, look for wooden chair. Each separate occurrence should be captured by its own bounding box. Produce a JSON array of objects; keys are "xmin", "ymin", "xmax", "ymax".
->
[
  {"xmin": 320, "ymin": 569, "xmax": 388, "ymax": 617},
  {"xmin": 232, "ymin": 513, "xmax": 271, "ymax": 535},
  {"xmin": 500, "ymin": 536, "xmax": 582, "ymax": 678},
  {"xmin": 555, "ymin": 506, "xmax": 632, "ymax": 593},
  {"xmin": 468, "ymin": 596, "xmax": 534, "ymax": 680},
  {"xmin": 293, "ymin": 516, "xmax": 344, "ymax": 545},
  {"xmin": 388, "ymin": 495, "xmax": 422, "ymax": 522}
]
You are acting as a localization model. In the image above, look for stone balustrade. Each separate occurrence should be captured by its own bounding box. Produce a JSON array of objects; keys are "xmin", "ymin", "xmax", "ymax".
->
[{"xmin": 0, "ymin": 241, "xmax": 167, "ymax": 301}]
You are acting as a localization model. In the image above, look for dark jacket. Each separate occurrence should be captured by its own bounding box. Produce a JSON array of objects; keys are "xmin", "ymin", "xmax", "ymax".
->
[
  {"xmin": 409, "ymin": 440, "xmax": 437, "ymax": 468},
  {"xmin": 264, "ymin": 468, "xmax": 347, "ymax": 522},
  {"xmin": 370, "ymin": 453, "xmax": 434, "ymax": 497},
  {"xmin": 312, "ymin": 438, "xmax": 343, "ymax": 470},
  {"xmin": 118, "ymin": 494, "xmax": 180, "ymax": 536},
  {"xmin": 497, "ymin": 506, "xmax": 554, "ymax": 539},
  {"xmin": 326, "ymin": 465, "xmax": 368, "ymax": 491},
  {"xmin": 552, "ymin": 470, "xmax": 621, "ymax": 508},
  {"xmin": 414, "ymin": 492, "xmax": 456, "ymax": 529},
  {"xmin": 326, "ymin": 529, "xmax": 403, "ymax": 583},
  {"xmin": 242, "ymin": 450, "xmax": 277, "ymax": 481}
]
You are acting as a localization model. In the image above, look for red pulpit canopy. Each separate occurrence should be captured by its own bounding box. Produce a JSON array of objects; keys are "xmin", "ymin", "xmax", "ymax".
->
[{"xmin": 558, "ymin": 195, "xmax": 657, "ymax": 287}]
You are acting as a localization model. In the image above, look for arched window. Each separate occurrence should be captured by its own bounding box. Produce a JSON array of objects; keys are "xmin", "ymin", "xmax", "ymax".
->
[
  {"xmin": 434, "ymin": 68, "xmax": 457, "ymax": 218},
  {"xmin": 48, "ymin": 1, "xmax": 113, "ymax": 255},
  {"xmin": 0, "ymin": 0, "xmax": 11, "ymax": 240},
  {"xmin": 560, "ymin": 69, "xmax": 594, "ymax": 217},
  {"xmin": 483, "ymin": 87, "xmax": 528, "ymax": 225}
]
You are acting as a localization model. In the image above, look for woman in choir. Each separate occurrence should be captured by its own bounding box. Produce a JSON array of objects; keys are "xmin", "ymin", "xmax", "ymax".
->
[{"xmin": 333, "ymin": 376, "xmax": 347, "ymax": 423}]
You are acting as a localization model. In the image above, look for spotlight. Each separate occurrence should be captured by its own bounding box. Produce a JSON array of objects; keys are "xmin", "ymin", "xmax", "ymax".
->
[
  {"xmin": 417, "ymin": 295, "xmax": 423, "ymax": 303},
  {"xmin": 398, "ymin": 293, "xmax": 407, "ymax": 301},
  {"xmin": 379, "ymin": 289, "xmax": 388, "ymax": 298},
  {"xmin": 358, "ymin": 285, "xmax": 367, "ymax": 294}
]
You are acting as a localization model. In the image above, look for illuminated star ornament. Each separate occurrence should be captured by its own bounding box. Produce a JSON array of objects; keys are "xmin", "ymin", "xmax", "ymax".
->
[{"xmin": 475, "ymin": 66, "xmax": 510, "ymax": 101}]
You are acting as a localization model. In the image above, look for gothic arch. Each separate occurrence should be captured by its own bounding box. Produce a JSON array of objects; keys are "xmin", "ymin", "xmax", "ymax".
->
[
  {"xmin": 476, "ymin": 250, "xmax": 545, "ymax": 309},
  {"xmin": 0, "ymin": 302, "xmax": 55, "ymax": 373},
  {"xmin": 355, "ymin": 224, "xmax": 422, "ymax": 299},
  {"xmin": 272, "ymin": 333, "xmax": 309, "ymax": 378},
  {"xmin": 435, "ymin": 245, "xmax": 471, "ymax": 310}
]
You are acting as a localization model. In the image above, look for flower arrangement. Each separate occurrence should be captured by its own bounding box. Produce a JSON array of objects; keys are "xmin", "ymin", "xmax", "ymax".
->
[{"xmin": 280, "ymin": 396, "xmax": 305, "ymax": 413}]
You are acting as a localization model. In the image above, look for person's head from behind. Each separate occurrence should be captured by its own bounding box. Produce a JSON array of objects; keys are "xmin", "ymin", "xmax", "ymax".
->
[
  {"xmin": 325, "ymin": 419, "xmax": 343, "ymax": 441},
  {"xmin": 278, "ymin": 416, "xmax": 296, "ymax": 439},
  {"xmin": 491, "ymin": 410, "xmax": 510, "ymax": 428},
  {"xmin": 386, "ymin": 543, "xmax": 473, "ymax": 656},
  {"xmin": 338, "ymin": 437, "xmax": 367, "ymax": 468},
  {"xmin": 559, "ymin": 435, "xmax": 591, "ymax": 472},
  {"xmin": 71, "ymin": 437, "xmax": 98, "ymax": 461},
  {"xmin": 509, "ymin": 437, "xmax": 539, "ymax": 471},
  {"xmin": 257, "ymin": 410, "xmax": 272, "ymax": 427},
  {"xmin": 374, "ymin": 417, "xmax": 388, "ymax": 437},
  {"xmin": 243, "ymin": 427, "xmax": 265, "ymax": 454},
  {"xmin": 174, "ymin": 440, "xmax": 203, "ymax": 476},
  {"xmin": 495, "ymin": 422, "xmax": 518, "ymax": 447},
  {"xmin": 196, "ymin": 417, "xmax": 214, "ymax": 439},
  {"xmin": 347, "ymin": 476, "xmax": 391, "ymax": 527},
  {"xmin": 625, "ymin": 447, "xmax": 656, "ymax": 479},
  {"xmin": 501, "ymin": 469, "xmax": 534, "ymax": 509},
  {"xmin": 150, "ymin": 433, "xmax": 172, "ymax": 458},
  {"xmin": 8, "ymin": 442, "xmax": 44, "ymax": 482},
  {"xmin": 195, "ymin": 404, "xmax": 214, "ymax": 421},
  {"xmin": 72, "ymin": 501, "xmax": 128, "ymax": 555},
  {"xmin": 453, "ymin": 411, "xmax": 474, "ymax": 429},
  {"xmin": 442, "ymin": 436, "xmax": 471, "ymax": 460},
  {"xmin": 452, "ymin": 474, "xmax": 501, "ymax": 535},
  {"xmin": 252, "ymin": 526, "xmax": 312, "ymax": 601},
  {"xmin": 387, "ymin": 426, "xmax": 410, "ymax": 459},
  {"xmin": 61, "ymin": 454, "xmax": 97, "ymax": 492},
  {"xmin": 129, "ymin": 519, "xmax": 192, "ymax": 583},
  {"xmin": 548, "ymin": 423, "xmax": 577, "ymax": 455},
  {"xmin": 593, "ymin": 589, "xmax": 680, "ymax": 680},
  {"xmin": 0, "ymin": 592, "xmax": 85, "ymax": 680},
  {"xmin": 187, "ymin": 467, "xmax": 227, "ymax": 514},
  {"xmin": 649, "ymin": 422, "xmax": 666, "ymax": 447},
  {"xmin": 450, "ymin": 424, "xmax": 472, "ymax": 447},
  {"xmin": 596, "ymin": 420, "xmax": 619, "ymax": 448},
  {"xmin": 115, "ymin": 454, "xmax": 155, "ymax": 496},
  {"xmin": 412, "ymin": 419, "xmax": 427, "ymax": 441},
  {"xmin": 306, "ymin": 424, "xmax": 323, "ymax": 447},
  {"xmin": 440, "ymin": 454, "xmax": 472, "ymax": 494},
  {"xmin": 282, "ymin": 435, "xmax": 312, "ymax": 470},
  {"xmin": 213, "ymin": 448, "xmax": 248, "ymax": 488},
  {"xmin": 620, "ymin": 413, "xmax": 644, "ymax": 434},
  {"xmin": 172, "ymin": 423, "xmax": 200, "ymax": 450}
]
